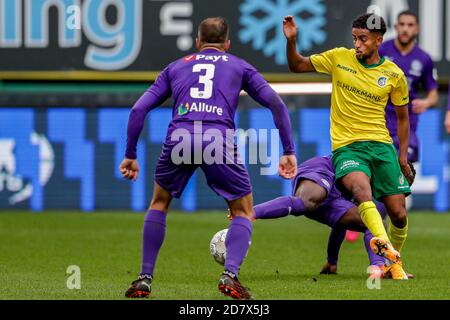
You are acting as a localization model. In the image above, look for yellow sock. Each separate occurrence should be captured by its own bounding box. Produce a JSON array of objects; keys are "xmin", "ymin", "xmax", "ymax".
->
[
  {"xmin": 389, "ymin": 219, "xmax": 408, "ymax": 252},
  {"xmin": 358, "ymin": 201, "xmax": 389, "ymax": 242}
]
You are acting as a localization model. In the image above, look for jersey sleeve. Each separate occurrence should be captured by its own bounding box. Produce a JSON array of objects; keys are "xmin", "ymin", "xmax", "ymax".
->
[
  {"xmin": 309, "ymin": 47, "xmax": 341, "ymax": 74},
  {"xmin": 125, "ymin": 66, "xmax": 172, "ymax": 159},
  {"xmin": 422, "ymin": 55, "xmax": 438, "ymax": 92},
  {"xmin": 391, "ymin": 73, "xmax": 410, "ymax": 107}
]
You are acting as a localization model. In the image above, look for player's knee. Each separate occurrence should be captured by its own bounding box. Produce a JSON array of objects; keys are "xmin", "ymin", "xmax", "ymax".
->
[
  {"xmin": 231, "ymin": 210, "xmax": 254, "ymax": 220},
  {"xmin": 390, "ymin": 209, "xmax": 407, "ymax": 228},
  {"xmin": 388, "ymin": 203, "xmax": 408, "ymax": 228},
  {"xmin": 351, "ymin": 185, "xmax": 372, "ymax": 204},
  {"xmin": 150, "ymin": 195, "xmax": 171, "ymax": 212},
  {"xmin": 301, "ymin": 196, "xmax": 322, "ymax": 212}
]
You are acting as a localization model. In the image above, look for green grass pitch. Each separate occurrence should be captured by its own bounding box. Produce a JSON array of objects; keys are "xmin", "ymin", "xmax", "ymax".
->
[{"xmin": 0, "ymin": 211, "xmax": 449, "ymax": 300}]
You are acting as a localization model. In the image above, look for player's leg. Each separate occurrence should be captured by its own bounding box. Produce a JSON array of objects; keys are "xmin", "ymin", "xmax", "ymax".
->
[
  {"xmin": 125, "ymin": 182, "xmax": 173, "ymax": 298},
  {"xmin": 253, "ymin": 195, "xmax": 305, "ymax": 219},
  {"xmin": 293, "ymin": 179, "xmax": 328, "ymax": 212},
  {"xmin": 321, "ymin": 203, "xmax": 385, "ymax": 275},
  {"xmin": 252, "ymin": 179, "xmax": 325, "ymax": 220},
  {"xmin": 320, "ymin": 227, "xmax": 345, "ymax": 274},
  {"xmin": 371, "ymin": 142, "xmax": 410, "ymax": 254},
  {"xmin": 225, "ymin": 193, "xmax": 254, "ymax": 277},
  {"xmin": 215, "ymin": 193, "xmax": 253, "ymax": 300},
  {"xmin": 381, "ymin": 194, "xmax": 408, "ymax": 252},
  {"xmin": 336, "ymin": 206, "xmax": 386, "ymax": 264},
  {"xmin": 333, "ymin": 143, "xmax": 398, "ymax": 262},
  {"xmin": 378, "ymin": 194, "xmax": 414, "ymax": 279},
  {"xmin": 339, "ymin": 172, "xmax": 390, "ymax": 240},
  {"xmin": 139, "ymin": 182, "xmax": 173, "ymax": 278},
  {"xmin": 370, "ymin": 143, "xmax": 411, "ymax": 279},
  {"xmin": 378, "ymin": 195, "xmax": 409, "ymax": 280},
  {"xmin": 125, "ymin": 140, "xmax": 196, "ymax": 298},
  {"xmin": 200, "ymin": 142, "xmax": 254, "ymax": 299},
  {"xmin": 220, "ymin": 195, "xmax": 254, "ymax": 300}
]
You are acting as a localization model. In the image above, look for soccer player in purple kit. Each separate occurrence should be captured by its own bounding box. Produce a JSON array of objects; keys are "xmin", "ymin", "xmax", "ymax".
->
[
  {"xmin": 251, "ymin": 156, "xmax": 385, "ymax": 274},
  {"xmin": 247, "ymin": 155, "xmax": 415, "ymax": 279},
  {"xmin": 380, "ymin": 10, "xmax": 438, "ymax": 163},
  {"xmin": 119, "ymin": 17, "xmax": 297, "ymax": 300}
]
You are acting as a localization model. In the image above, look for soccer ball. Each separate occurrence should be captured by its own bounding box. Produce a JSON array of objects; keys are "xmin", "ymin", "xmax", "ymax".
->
[{"xmin": 210, "ymin": 228, "xmax": 228, "ymax": 265}]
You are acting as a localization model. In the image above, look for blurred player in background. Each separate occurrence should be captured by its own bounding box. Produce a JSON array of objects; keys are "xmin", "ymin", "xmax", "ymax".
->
[
  {"xmin": 346, "ymin": 10, "xmax": 438, "ymax": 242},
  {"xmin": 381, "ymin": 10, "xmax": 438, "ymax": 161},
  {"xmin": 119, "ymin": 17, "xmax": 297, "ymax": 300},
  {"xmin": 283, "ymin": 13, "xmax": 414, "ymax": 279}
]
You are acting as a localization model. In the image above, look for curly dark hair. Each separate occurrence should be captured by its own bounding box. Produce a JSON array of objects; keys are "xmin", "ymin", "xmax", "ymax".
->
[{"xmin": 352, "ymin": 13, "xmax": 387, "ymax": 35}]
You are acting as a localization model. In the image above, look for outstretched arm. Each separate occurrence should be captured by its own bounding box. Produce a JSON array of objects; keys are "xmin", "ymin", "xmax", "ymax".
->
[{"xmin": 283, "ymin": 16, "xmax": 315, "ymax": 73}]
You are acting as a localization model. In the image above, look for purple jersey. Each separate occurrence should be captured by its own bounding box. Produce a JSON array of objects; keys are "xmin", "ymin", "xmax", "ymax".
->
[
  {"xmin": 125, "ymin": 48, "xmax": 295, "ymax": 159},
  {"xmin": 379, "ymin": 40, "xmax": 438, "ymax": 150}
]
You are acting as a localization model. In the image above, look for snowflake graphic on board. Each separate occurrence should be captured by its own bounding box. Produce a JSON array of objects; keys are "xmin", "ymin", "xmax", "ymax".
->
[{"xmin": 239, "ymin": 0, "xmax": 327, "ymax": 65}]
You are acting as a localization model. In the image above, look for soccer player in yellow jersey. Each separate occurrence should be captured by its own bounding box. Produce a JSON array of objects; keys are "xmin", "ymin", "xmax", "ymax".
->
[{"xmin": 283, "ymin": 13, "xmax": 415, "ymax": 279}]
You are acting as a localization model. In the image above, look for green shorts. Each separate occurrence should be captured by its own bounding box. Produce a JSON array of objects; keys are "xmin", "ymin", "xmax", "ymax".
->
[{"xmin": 332, "ymin": 141, "xmax": 411, "ymax": 200}]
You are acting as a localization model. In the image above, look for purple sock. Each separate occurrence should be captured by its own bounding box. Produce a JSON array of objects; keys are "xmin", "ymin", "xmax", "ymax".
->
[
  {"xmin": 364, "ymin": 229, "xmax": 385, "ymax": 266},
  {"xmin": 254, "ymin": 196, "xmax": 305, "ymax": 219},
  {"xmin": 140, "ymin": 210, "xmax": 167, "ymax": 277},
  {"xmin": 224, "ymin": 216, "xmax": 253, "ymax": 276},
  {"xmin": 326, "ymin": 227, "xmax": 346, "ymax": 265},
  {"xmin": 376, "ymin": 202, "xmax": 388, "ymax": 219}
]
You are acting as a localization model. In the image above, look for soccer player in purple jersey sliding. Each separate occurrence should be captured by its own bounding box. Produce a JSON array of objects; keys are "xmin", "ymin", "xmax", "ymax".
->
[
  {"xmin": 247, "ymin": 155, "xmax": 415, "ymax": 279},
  {"xmin": 119, "ymin": 17, "xmax": 297, "ymax": 300},
  {"xmin": 380, "ymin": 10, "xmax": 438, "ymax": 163}
]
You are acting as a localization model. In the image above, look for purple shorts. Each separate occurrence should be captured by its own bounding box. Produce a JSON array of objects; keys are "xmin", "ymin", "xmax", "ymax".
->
[
  {"xmin": 155, "ymin": 133, "xmax": 252, "ymax": 201},
  {"xmin": 291, "ymin": 168, "xmax": 354, "ymax": 228}
]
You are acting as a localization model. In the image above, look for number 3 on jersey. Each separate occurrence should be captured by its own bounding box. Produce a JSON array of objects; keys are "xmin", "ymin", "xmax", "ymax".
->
[{"xmin": 190, "ymin": 64, "xmax": 215, "ymax": 99}]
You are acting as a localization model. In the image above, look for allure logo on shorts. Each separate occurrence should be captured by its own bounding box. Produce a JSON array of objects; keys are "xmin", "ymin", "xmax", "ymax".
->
[{"xmin": 177, "ymin": 102, "xmax": 223, "ymax": 116}]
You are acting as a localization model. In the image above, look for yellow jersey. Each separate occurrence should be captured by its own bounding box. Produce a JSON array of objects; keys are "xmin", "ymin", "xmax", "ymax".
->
[{"xmin": 310, "ymin": 47, "xmax": 409, "ymax": 151}]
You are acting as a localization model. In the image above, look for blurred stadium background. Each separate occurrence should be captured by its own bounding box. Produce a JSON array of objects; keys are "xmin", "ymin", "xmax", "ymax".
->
[
  {"xmin": 1, "ymin": 0, "xmax": 450, "ymax": 301},
  {"xmin": 0, "ymin": 0, "xmax": 448, "ymax": 213}
]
